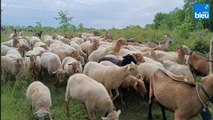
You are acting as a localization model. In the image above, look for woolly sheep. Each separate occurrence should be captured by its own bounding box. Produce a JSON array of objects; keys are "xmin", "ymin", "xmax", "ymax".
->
[
  {"xmin": 26, "ymin": 81, "xmax": 52, "ymax": 120},
  {"xmin": 65, "ymin": 73, "xmax": 121, "ymax": 120},
  {"xmin": 83, "ymin": 61, "xmax": 140, "ymax": 100},
  {"xmin": 62, "ymin": 57, "xmax": 82, "ymax": 76},
  {"xmin": 40, "ymin": 52, "xmax": 65, "ymax": 84}
]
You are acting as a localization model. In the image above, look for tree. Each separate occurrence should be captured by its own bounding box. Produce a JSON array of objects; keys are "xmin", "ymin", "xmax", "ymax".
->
[
  {"xmin": 35, "ymin": 22, "xmax": 42, "ymax": 31},
  {"xmin": 78, "ymin": 23, "xmax": 84, "ymax": 31},
  {"xmin": 153, "ymin": 12, "xmax": 167, "ymax": 29},
  {"xmin": 54, "ymin": 10, "xmax": 74, "ymax": 32}
]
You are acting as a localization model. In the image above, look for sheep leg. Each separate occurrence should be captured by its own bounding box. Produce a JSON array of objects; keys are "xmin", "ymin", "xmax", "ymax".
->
[
  {"xmin": 120, "ymin": 89, "xmax": 126, "ymax": 106},
  {"xmin": 148, "ymin": 98, "xmax": 153, "ymax": 120},
  {"xmin": 85, "ymin": 101, "xmax": 96, "ymax": 120},
  {"xmin": 66, "ymin": 98, "xmax": 70, "ymax": 117},
  {"xmin": 160, "ymin": 106, "xmax": 166, "ymax": 120},
  {"xmin": 112, "ymin": 89, "xmax": 119, "ymax": 101},
  {"xmin": 108, "ymin": 89, "xmax": 113, "ymax": 98}
]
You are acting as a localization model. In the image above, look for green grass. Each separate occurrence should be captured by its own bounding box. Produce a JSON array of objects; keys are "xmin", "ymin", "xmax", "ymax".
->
[
  {"xmin": 2, "ymin": 79, "xmax": 211, "ymax": 120},
  {"xmin": 1, "ymin": 30, "xmax": 213, "ymax": 120}
]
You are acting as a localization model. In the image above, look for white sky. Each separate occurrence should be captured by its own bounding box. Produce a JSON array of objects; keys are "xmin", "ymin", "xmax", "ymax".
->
[{"xmin": 1, "ymin": 0, "xmax": 184, "ymax": 29}]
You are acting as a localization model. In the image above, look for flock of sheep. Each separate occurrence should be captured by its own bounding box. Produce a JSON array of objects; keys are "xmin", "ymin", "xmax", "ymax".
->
[{"xmin": 1, "ymin": 29, "xmax": 213, "ymax": 120}]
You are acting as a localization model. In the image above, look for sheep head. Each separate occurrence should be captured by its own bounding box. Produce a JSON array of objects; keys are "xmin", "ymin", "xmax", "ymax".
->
[
  {"xmin": 101, "ymin": 110, "xmax": 121, "ymax": 120},
  {"xmin": 92, "ymin": 39, "xmax": 100, "ymax": 49},
  {"xmin": 68, "ymin": 61, "xmax": 81, "ymax": 73},
  {"xmin": 125, "ymin": 64, "xmax": 140, "ymax": 78},
  {"xmin": 132, "ymin": 53, "xmax": 145, "ymax": 63},
  {"xmin": 123, "ymin": 54, "xmax": 137, "ymax": 64},
  {"xmin": 134, "ymin": 80, "xmax": 147, "ymax": 97},
  {"xmin": 115, "ymin": 38, "xmax": 128, "ymax": 46},
  {"xmin": 15, "ymin": 58, "xmax": 24, "ymax": 70},
  {"xmin": 53, "ymin": 69, "xmax": 65, "ymax": 84},
  {"xmin": 69, "ymin": 50, "xmax": 80, "ymax": 58},
  {"xmin": 33, "ymin": 109, "xmax": 52, "ymax": 120}
]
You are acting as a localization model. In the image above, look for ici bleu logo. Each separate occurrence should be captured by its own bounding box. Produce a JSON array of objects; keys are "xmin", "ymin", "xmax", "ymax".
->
[{"xmin": 194, "ymin": 4, "xmax": 210, "ymax": 20}]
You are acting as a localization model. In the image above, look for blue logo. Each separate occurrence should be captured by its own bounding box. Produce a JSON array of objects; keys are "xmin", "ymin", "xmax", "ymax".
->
[{"xmin": 194, "ymin": 4, "xmax": 210, "ymax": 20}]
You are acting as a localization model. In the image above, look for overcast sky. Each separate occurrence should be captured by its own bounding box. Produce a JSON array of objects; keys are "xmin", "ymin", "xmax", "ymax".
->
[{"xmin": 1, "ymin": 0, "xmax": 184, "ymax": 29}]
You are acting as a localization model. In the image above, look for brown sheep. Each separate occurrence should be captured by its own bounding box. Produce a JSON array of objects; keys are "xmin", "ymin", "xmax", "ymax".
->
[
  {"xmin": 188, "ymin": 52, "xmax": 210, "ymax": 76},
  {"xmin": 144, "ymin": 35, "xmax": 172, "ymax": 51},
  {"xmin": 148, "ymin": 69, "xmax": 213, "ymax": 120},
  {"xmin": 119, "ymin": 75, "xmax": 147, "ymax": 105},
  {"xmin": 104, "ymin": 38, "xmax": 128, "ymax": 56}
]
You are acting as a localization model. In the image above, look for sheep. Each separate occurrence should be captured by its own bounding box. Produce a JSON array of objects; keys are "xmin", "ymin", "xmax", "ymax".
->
[
  {"xmin": 150, "ymin": 45, "xmax": 185, "ymax": 64},
  {"xmin": 144, "ymin": 35, "xmax": 172, "ymax": 51},
  {"xmin": 1, "ymin": 56, "xmax": 24, "ymax": 82},
  {"xmin": 132, "ymin": 53, "xmax": 145, "ymax": 65},
  {"xmin": 119, "ymin": 75, "xmax": 147, "ymax": 105},
  {"xmin": 98, "ymin": 54, "xmax": 137, "ymax": 66},
  {"xmin": 34, "ymin": 31, "xmax": 43, "ymax": 39},
  {"xmin": 83, "ymin": 61, "xmax": 140, "ymax": 100},
  {"xmin": 143, "ymin": 57, "xmax": 164, "ymax": 68},
  {"xmin": 32, "ymin": 47, "xmax": 47, "ymax": 55},
  {"xmin": 49, "ymin": 43, "xmax": 80, "ymax": 61},
  {"xmin": 62, "ymin": 57, "xmax": 82, "ymax": 76},
  {"xmin": 34, "ymin": 41, "xmax": 48, "ymax": 50},
  {"xmin": 1, "ymin": 45, "xmax": 12, "ymax": 56},
  {"xmin": 148, "ymin": 69, "xmax": 213, "ymax": 120},
  {"xmin": 69, "ymin": 41, "xmax": 86, "ymax": 59},
  {"xmin": 25, "ymin": 54, "xmax": 41, "ymax": 80},
  {"xmin": 1, "ymin": 40, "xmax": 14, "ymax": 47},
  {"xmin": 26, "ymin": 81, "xmax": 52, "ymax": 120},
  {"xmin": 40, "ymin": 52, "xmax": 65, "ymax": 84},
  {"xmin": 43, "ymin": 35, "xmax": 59, "ymax": 47},
  {"xmin": 30, "ymin": 36, "xmax": 41, "ymax": 48},
  {"xmin": 162, "ymin": 60, "xmax": 194, "ymax": 82},
  {"xmin": 99, "ymin": 61, "xmax": 147, "ymax": 105},
  {"xmin": 138, "ymin": 62, "xmax": 164, "ymax": 83},
  {"xmin": 88, "ymin": 49, "xmax": 106, "ymax": 62},
  {"xmin": 6, "ymin": 49, "xmax": 22, "ymax": 59},
  {"xmin": 65, "ymin": 73, "xmax": 121, "ymax": 120},
  {"xmin": 81, "ymin": 38, "xmax": 100, "ymax": 57},
  {"xmin": 8, "ymin": 29, "xmax": 23, "ymax": 40},
  {"xmin": 71, "ymin": 37, "xmax": 85, "ymax": 45},
  {"xmin": 104, "ymin": 38, "xmax": 128, "ymax": 55},
  {"xmin": 187, "ymin": 52, "xmax": 210, "ymax": 76}
]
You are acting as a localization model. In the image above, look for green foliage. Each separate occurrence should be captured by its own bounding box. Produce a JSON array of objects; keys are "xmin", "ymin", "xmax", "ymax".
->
[
  {"xmin": 149, "ymin": 0, "xmax": 213, "ymax": 31},
  {"xmin": 34, "ymin": 21, "xmax": 42, "ymax": 31},
  {"xmin": 78, "ymin": 23, "xmax": 84, "ymax": 31},
  {"xmin": 54, "ymin": 10, "xmax": 74, "ymax": 32}
]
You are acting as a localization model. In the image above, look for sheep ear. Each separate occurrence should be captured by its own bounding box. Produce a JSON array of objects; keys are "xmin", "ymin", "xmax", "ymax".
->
[
  {"xmin": 52, "ymin": 70, "xmax": 58, "ymax": 74},
  {"xmin": 133, "ymin": 82, "xmax": 138, "ymax": 90},
  {"xmin": 101, "ymin": 117, "xmax": 110, "ymax": 120},
  {"xmin": 126, "ymin": 65, "xmax": 131, "ymax": 70},
  {"xmin": 116, "ymin": 110, "xmax": 121, "ymax": 117}
]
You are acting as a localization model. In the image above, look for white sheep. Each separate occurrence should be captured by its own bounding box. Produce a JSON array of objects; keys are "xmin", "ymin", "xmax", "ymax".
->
[
  {"xmin": 138, "ymin": 62, "xmax": 165, "ymax": 83},
  {"xmin": 26, "ymin": 81, "xmax": 52, "ymax": 120},
  {"xmin": 65, "ymin": 73, "xmax": 121, "ymax": 120},
  {"xmin": 83, "ymin": 61, "xmax": 140, "ymax": 100},
  {"xmin": 24, "ymin": 54, "xmax": 41, "ymax": 80},
  {"xmin": 62, "ymin": 57, "xmax": 82, "ymax": 76},
  {"xmin": 81, "ymin": 39, "xmax": 99, "ymax": 56},
  {"xmin": 34, "ymin": 41, "xmax": 48, "ymax": 50},
  {"xmin": 40, "ymin": 52, "xmax": 65, "ymax": 84},
  {"xmin": 30, "ymin": 36, "xmax": 41, "ymax": 48},
  {"xmin": 6, "ymin": 49, "xmax": 22, "ymax": 59}
]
